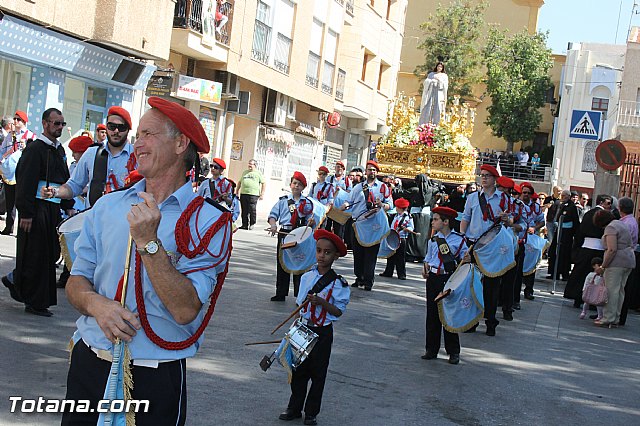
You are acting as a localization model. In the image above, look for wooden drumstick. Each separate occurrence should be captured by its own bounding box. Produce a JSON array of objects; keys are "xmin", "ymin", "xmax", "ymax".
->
[
  {"xmin": 244, "ymin": 340, "xmax": 282, "ymax": 346},
  {"xmin": 271, "ymin": 302, "xmax": 308, "ymax": 335}
]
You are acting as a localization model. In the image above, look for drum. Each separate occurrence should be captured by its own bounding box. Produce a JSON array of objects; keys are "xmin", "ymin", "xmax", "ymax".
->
[
  {"xmin": 353, "ymin": 208, "xmax": 390, "ymax": 247},
  {"xmin": 0, "ymin": 149, "xmax": 22, "ymax": 185},
  {"xmin": 472, "ymin": 225, "xmax": 516, "ymax": 277},
  {"xmin": 57, "ymin": 209, "xmax": 90, "ymax": 269},
  {"xmin": 279, "ymin": 226, "xmax": 316, "ymax": 274},
  {"xmin": 333, "ymin": 187, "xmax": 351, "ymax": 209},
  {"xmin": 437, "ymin": 263, "xmax": 485, "ymax": 333},
  {"xmin": 377, "ymin": 229, "xmax": 401, "ymax": 259},
  {"xmin": 307, "ymin": 197, "xmax": 328, "ymax": 230},
  {"xmin": 523, "ymin": 233, "xmax": 550, "ymax": 276},
  {"xmin": 284, "ymin": 319, "xmax": 319, "ymax": 368},
  {"xmin": 326, "ymin": 204, "xmax": 351, "ymax": 225}
]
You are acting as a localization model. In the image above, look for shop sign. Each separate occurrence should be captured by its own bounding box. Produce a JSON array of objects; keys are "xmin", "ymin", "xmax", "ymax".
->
[
  {"xmin": 176, "ymin": 75, "xmax": 222, "ymax": 105},
  {"xmin": 146, "ymin": 75, "xmax": 173, "ymax": 97}
]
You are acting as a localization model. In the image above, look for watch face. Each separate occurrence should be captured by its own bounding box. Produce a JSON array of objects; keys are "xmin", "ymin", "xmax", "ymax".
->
[{"xmin": 146, "ymin": 241, "xmax": 159, "ymax": 254}]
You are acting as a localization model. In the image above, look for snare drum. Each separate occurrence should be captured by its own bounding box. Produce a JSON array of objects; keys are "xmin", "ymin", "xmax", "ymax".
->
[
  {"xmin": 353, "ymin": 208, "xmax": 390, "ymax": 247},
  {"xmin": 326, "ymin": 204, "xmax": 351, "ymax": 225},
  {"xmin": 57, "ymin": 209, "xmax": 90, "ymax": 269},
  {"xmin": 279, "ymin": 226, "xmax": 316, "ymax": 274},
  {"xmin": 437, "ymin": 263, "xmax": 484, "ymax": 333},
  {"xmin": 472, "ymin": 225, "xmax": 516, "ymax": 277},
  {"xmin": 377, "ymin": 229, "xmax": 401, "ymax": 259},
  {"xmin": 285, "ymin": 319, "xmax": 319, "ymax": 367}
]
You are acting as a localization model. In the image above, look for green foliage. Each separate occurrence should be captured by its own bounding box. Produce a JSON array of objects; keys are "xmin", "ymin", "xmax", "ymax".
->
[
  {"xmin": 415, "ymin": 0, "xmax": 488, "ymax": 99},
  {"xmin": 483, "ymin": 28, "xmax": 553, "ymax": 150}
]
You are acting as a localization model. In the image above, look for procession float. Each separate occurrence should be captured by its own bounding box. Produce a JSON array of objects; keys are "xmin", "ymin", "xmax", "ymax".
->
[{"xmin": 375, "ymin": 93, "xmax": 478, "ymax": 184}]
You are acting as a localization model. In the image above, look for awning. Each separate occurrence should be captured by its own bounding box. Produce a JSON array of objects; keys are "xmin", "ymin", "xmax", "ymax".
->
[
  {"xmin": 295, "ymin": 123, "xmax": 323, "ymax": 139},
  {"xmin": 263, "ymin": 126, "xmax": 296, "ymax": 144}
]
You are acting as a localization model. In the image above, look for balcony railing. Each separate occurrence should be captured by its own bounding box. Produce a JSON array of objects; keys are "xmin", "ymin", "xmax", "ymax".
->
[
  {"xmin": 274, "ymin": 33, "xmax": 292, "ymax": 75},
  {"xmin": 306, "ymin": 76, "xmax": 319, "ymax": 88},
  {"xmin": 251, "ymin": 20, "xmax": 271, "ymax": 64},
  {"xmin": 477, "ymin": 158, "xmax": 551, "ymax": 182},
  {"xmin": 174, "ymin": 0, "xmax": 203, "ymax": 33},
  {"xmin": 174, "ymin": 0, "xmax": 235, "ymax": 45},
  {"xmin": 617, "ymin": 100, "xmax": 640, "ymax": 127},
  {"xmin": 346, "ymin": 0, "xmax": 355, "ymax": 15},
  {"xmin": 322, "ymin": 61, "xmax": 335, "ymax": 95},
  {"xmin": 336, "ymin": 69, "xmax": 346, "ymax": 101},
  {"xmin": 306, "ymin": 52, "xmax": 320, "ymax": 89}
]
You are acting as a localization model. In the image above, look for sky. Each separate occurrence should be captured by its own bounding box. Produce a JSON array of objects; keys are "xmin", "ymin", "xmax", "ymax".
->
[{"xmin": 538, "ymin": 0, "xmax": 640, "ymax": 53}]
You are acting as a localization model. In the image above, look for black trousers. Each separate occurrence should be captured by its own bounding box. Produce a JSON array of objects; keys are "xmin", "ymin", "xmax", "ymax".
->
[
  {"xmin": 62, "ymin": 341, "xmax": 187, "ymax": 426},
  {"xmin": 3, "ymin": 183, "xmax": 16, "ymax": 232},
  {"xmin": 343, "ymin": 218, "xmax": 354, "ymax": 250},
  {"xmin": 501, "ymin": 263, "xmax": 517, "ymax": 313},
  {"xmin": 239, "ymin": 194, "xmax": 259, "ymax": 228},
  {"xmin": 383, "ymin": 238, "xmax": 407, "ymax": 278},
  {"xmin": 425, "ymin": 273, "xmax": 460, "ymax": 355},
  {"xmin": 548, "ymin": 233, "xmax": 573, "ymax": 279},
  {"xmin": 353, "ymin": 238, "xmax": 380, "ymax": 289},
  {"xmin": 325, "ymin": 219, "xmax": 344, "ymax": 240},
  {"xmin": 288, "ymin": 324, "xmax": 333, "ymax": 417},
  {"xmin": 482, "ymin": 275, "xmax": 503, "ymax": 329},
  {"xmin": 509, "ymin": 244, "xmax": 525, "ymax": 305},
  {"xmin": 276, "ymin": 232, "xmax": 301, "ymax": 297}
]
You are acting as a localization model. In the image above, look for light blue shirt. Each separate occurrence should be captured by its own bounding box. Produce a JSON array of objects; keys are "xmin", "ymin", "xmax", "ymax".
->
[
  {"xmin": 328, "ymin": 174, "xmax": 349, "ymax": 191},
  {"xmin": 349, "ymin": 180, "xmax": 392, "ymax": 219},
  {"xmin": 197, "ymin": 177, "xmax": 240, "ymax": 221},
  {"xmin": 523, "ymin": 200, "xmax": 545, "ymax": 228},
  {"xmin": 70, "ymin": 179, "xmax": 231, "ymax": 360},
  {"xmin": 296, "ymin": 267, "xmax": 350, "ymax": 325},
  {"xmin": 462, "ymin": 188, "xmax": 511, "ymax": 240},
  {"xmin": 391, "ymin": 212, "xmax": 414, "ymax": 238},
  {"xmin": 308, "ymin": 180, "xmax": 335, "ymax": 206},
  {"xmin": 269, "ymin": 194, "xmax": 313, "ymax": 228},
  {"xmin": 66, "ymin": 143, "xmax": 134, "ymax": 208},
  {"xmin": 423, "ymin": 230, "xmax": 468, "ymax": 273}
]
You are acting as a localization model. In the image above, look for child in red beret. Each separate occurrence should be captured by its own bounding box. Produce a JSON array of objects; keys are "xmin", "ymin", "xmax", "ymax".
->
[{"xmin": 379, "ymin": 198, "xmax": 414, "ymax": 280}]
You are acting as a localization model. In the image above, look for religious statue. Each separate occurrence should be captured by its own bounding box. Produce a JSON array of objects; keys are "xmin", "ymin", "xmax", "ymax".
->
[{"xmin": 419, "ymin": 61, "xmax": 449, "ymax": 126}]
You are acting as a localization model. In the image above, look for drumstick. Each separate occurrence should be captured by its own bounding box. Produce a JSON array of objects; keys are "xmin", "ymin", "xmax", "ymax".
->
[
  {"xmin": 271, "ymin": 302, "xmax": 308, "ymax": 335},
  {"xmin": 244, "ymin": 340, "xmax": 282, "ymax": 346}
]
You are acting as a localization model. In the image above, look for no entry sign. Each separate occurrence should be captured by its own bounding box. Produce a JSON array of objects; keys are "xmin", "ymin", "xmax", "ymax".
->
[{"xmin": 595, "ymin": 139, "xmax": 627, "ymax": 171}]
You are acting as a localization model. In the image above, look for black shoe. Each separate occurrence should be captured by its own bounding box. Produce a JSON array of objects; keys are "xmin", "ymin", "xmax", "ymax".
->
[
  {"xmin": 589, "ymin": 314, "xmax": 598, "ymax": 320},
  {"xmin": 378, "ymin": 273, "xmax": 393, "ymax": 278},
  {"xmin": 270, "ymin": 295, "xmax": 285, "ymax": 302},
  {"xmin": 448, "ymin": 354, "xmax": 460, "ymax": 365},
  {"xmin": 524, "ymin": 293, "xmax": 535, "ymax": 300},
  {"xmin": 503, "ymin": 311, "xmax": 513, "ymax": 321},
  {"xmin": 486, "ymin": 326, "xmax": 496, "ymax": 336},
  {"xmin": 278, "ymin": 409, "xmax": 302, "ymax": 421},
  {"xmin": 351, "ymin": 281, "xmax": 360, "ymax": 288},
  {"xmin": 25, "ymin": 306, "xmax": 53, "ymax": 317},
  {"xmin": 398, "ymin": 276, "xmax": 407, "ymax": 280},
  {"xmin": 421, "ymin": 352, "xmax": 438, "ymax": 360},
  {"xmin": 0, "ymin": 228, "xmax": 12, "ymax": 235},
  {"xmin": 2, "ymin": 275, "xmax": 22, "ymax": 303},
  {"xmin": 513, "ymin": 303, "xmax": 521, "ymax": 310},
  {"xmin": 239, "ymin": 226, "xmax": 249, "ymax": 230},
  {"xmin": 303, "ymin": 415, "xmax": 318, "ymax": 425},
  {"xmin": 248, "ymin": 225, "xmax": 254, "ymax": 230},
  {"xmin": 363, "ymin": 286, "xmax": 372, "ymax": 291}
]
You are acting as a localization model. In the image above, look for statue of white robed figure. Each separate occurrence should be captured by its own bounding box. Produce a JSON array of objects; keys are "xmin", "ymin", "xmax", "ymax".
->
[{"xmin": 419, "ymin": 61, "xmax": 449, "ymax": 126}]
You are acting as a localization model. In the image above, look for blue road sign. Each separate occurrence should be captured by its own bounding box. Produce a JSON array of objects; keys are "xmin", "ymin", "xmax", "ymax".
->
[{"xmin": 569, "ymin": 110, "xmax": 602, "ymax": 140}]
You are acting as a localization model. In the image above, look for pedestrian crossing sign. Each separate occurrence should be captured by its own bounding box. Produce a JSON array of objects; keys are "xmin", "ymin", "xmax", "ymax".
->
[{"xmin": 569, "ymin": 110, "xmax": 602, "ymax": 140}]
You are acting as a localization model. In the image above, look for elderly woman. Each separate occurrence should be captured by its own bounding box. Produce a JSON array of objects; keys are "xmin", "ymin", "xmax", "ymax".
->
[{"xmin": 593, "ymin": 209, "xmax": 636, "ymax": 327}]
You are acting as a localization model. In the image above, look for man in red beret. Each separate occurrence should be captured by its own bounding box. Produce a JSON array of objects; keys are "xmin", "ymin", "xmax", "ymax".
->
[
  {"xmin": 267, "ymin": 171, "xmax": 315, "ymax": 301},
  {"xmin": 277, "ymin": 228, "xmax": 350, "ymax": 425},
  {"xmin": 325, "ymin": 160, "xmax": 350, "ymax": 238},
  {"xmin": 515, "ymin": 182, "xmax": 545, "ymax": 306},
  {"xmin": 62, "ymin": 97, "xmax": 232, "ymax": 425},
  {"xmin": 42, "ymin": 105, "xmax": 136, "ymax": 208},
  {"xmin": 197, "ymin": 157, "xmax": 240, "ymax": 222},
  {"xmin": 379, "ymin": 198, "xmax": 413, "ymax": 280},
  {"xmin": 94, "ymin": 123, "xmax": 107, "ymax": 147},
  {"xmin": 309, "ymin": 165, "xmax": 335, "ymax": 210}
]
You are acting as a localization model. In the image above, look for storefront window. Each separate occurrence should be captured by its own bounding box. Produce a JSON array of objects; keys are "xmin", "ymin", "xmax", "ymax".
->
[
  {"xmin": 63, "ymin": 77, "xmax": 86, "ymax": 142},
  {"xmin": 0, "ymin": 58, "xmax": 31, "ymax": 118},
  {"xmin": 86, "ymin": 86, "xmax": 107, "ymax": 107}
]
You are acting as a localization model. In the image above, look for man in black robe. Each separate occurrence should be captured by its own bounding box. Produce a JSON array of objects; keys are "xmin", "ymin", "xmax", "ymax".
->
[
  {"xmin": 563, "ymin": 195, "xmax": 612, "ymax": 308},
  {"xmin": 547, "ymin": 190, "xmax": 579, "ymax": 281},
  {"xmin": 5, "ymin": 108, "xmax": 72, "ymax": 316}
]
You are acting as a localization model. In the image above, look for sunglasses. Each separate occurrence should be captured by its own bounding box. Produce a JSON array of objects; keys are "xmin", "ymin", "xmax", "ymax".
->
[
  {"xmin": 522, "ymin": 191, "xmax": 532, "ymax": 195},
  {"xmin": 106, "ymin": 122, "xmax": 129, "ymax": 132},
  {"xmin": 48, "ymin": 120, "xmax": 67, "ymax": 126},
  {"xmin": 582, "ymin": 197, "xmax": 588, "ymax": 200},
  {"xmin": 210, "ymin": 164, "xmax": 222, "ymax": 170},
  {"xmin": 479, "ymin": 174, "xmax": 493, "ymax": 178},
  {"xmin": 13, "ymin": 117, "xmax": 24, "ymax": 122}
]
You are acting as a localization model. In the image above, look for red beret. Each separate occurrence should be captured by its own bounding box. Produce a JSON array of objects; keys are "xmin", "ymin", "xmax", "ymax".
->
[
  {"xmin": 480, "ymin": 164, "xmax": 500, "ymax": 177},
  {"xmin": 366, "ymin": 160, "xmax": 379, "ymax": 171},
  {"xmin": 107, "ymin": 106, "xmax": 132, "ymax": 129},
  {"xmin": 520, "ymin": 182, "xmax": 534, "ymax": 192},
  {"xmin": 212, "ymin": 158, "xmax": 226, "ymax": 169},
  {"xmin": 318, "ymin": 166, "xmax": 330, "ymax": 173},
  {"xmin": 532, "ymin": 192, "xmax": 539, "ymax": 200},
  {"xmin": 14, "ymin": 110, "xmax": 28, "ymax": 123},
  {"xmin": 432, "ymin": 206, "xmax": 458, "ymax": 220},
  {"xmin": 336, "ymin": 160, "xmax": 345, "ymax": 168},
  {"xmin": 124, "ymin": 170, "xmax": 144, "ymax": 187},
  {"xmin": 292, "ymin": 171, "xmax": 307, "ymax": 187},
  {"xmin": 314, "ymin": 229, "xmax": 347, "ymax": 257},
  {"xmin": 496, "ymin": 176, "xmax": 514, "ymax": 189},
  {"xmin": 148, "ymin": 97, "xmax": 210, "ymax": 153},
  {"xmin": 68, "ymin": 136, "xmax": 94, "ymax": 153},
  {"xmin": 394, "ymin": 198, "xmax": 410, "ymax": 209},
  {"xmin": 96, "ymin": 123, "xmax": 107, "ymax": 131},
  {"xmin": 512, "ymin": 184, "xmax": 522, "ymax": 194}
]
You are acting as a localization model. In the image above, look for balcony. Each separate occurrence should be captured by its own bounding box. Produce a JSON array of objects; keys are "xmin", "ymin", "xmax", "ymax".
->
[
  {"xmin": 273, "ymin": 33, "xmax": 292, "ymax": 75},
  {"xmin": 346, "ymin": 0, "xmax": 355, "ymax": 15},
  {"xmin": 251, "ymin": 20, "xmax": 271, "ymax": 65},
  {"xmin": 618, "ymin": 100, "xmax": 640, "ymax": 127},
  {"xmin": 322, "ymin": 62, "xmax": 335, "ymax": 95},
  {"xmin": 306, "ymin": 52, "xmax": 321, "ymax": 89},
  {"xmin": 335, "ymin": 69, "xmax": 346, "ymax": 101},
  {"xmin": 173, "ymin": 0, "xmax": 235, "ymax": 46}
]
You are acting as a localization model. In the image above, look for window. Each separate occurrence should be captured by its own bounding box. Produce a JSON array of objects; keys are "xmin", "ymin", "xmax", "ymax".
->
[
  {"xmin": 336, "ymin": 69, "xmax": 346, "ymax": 101},
  {"xmin": 274, "ymin": 34, "xmax": 292, "ymax": 74},
  {"xmin": 591, "ymin": 97, "xmax": 609, "ymax": 119},
  {"xmin": 273, "ymin": 0, "xmax": 295, "ymax": 74},
  {"xmin": 322, "ymin": 61, "xmax": 335, "ymax": 94},
  {"xmin": 377, "ymin": 63, "xmax": 388, "ymax": 91},
  {"xmin": 306, "ymin": 52, "xmax": 321, "ymax": 88},
  {"xmin": 386, "ymin": 0, "xmax": 392, "ymax": 20},
  {"xmin": 251, "ymin": 1, "xmax": 272, "ymax": 64},
  {"xmin": 307, "ymin": 19, "xmax": 324, "ymax": 89},
  {"xmin": 361, "ymin": 53, "xmax": 371, "ymax": 82}
]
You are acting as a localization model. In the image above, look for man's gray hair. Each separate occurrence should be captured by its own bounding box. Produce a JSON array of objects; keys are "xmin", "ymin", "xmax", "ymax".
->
[
  {"xmin": 1, "ymin": 115, "xmax": 12, "ymax": 129},
  {"xmin": 618, "ymin": 197, "xmax": 634, "ymax": 215},
  {"xmin": 161, "ymin": 116, "xmax": 199, "ymax": 172}
]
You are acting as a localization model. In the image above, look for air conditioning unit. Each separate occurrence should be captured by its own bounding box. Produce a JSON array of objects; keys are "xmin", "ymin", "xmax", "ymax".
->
[
  {"xmin": 286, "ymin": 97, "xmax": 297, "ymax": 121},
  {"xmin": 214, "ymin": 70, "xmax": 239, "ymax": 99},
  {"xmin": 226, "ymin": 91, "xmax": 251, "ymax": 115},
  {"xmin": 264, "ymin": 89, "xmax": 287, "ymax": 127}
]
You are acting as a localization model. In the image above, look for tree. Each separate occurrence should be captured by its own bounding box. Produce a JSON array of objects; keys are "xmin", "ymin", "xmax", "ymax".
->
[
  {"xmin": 415, "ymin": 0, "xmax": 488, "ymax": 100},
  {"xmin": 483, "ymin": 28, "xmax": 553, "ymax": 152}
]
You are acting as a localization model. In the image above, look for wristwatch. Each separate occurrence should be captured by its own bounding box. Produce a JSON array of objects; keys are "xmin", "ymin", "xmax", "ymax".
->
[{"xmin": 137, "ymin": 240, "xmax": 162, "ymax": 256}]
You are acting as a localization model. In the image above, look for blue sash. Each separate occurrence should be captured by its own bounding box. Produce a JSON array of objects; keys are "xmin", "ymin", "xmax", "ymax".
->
[
  {"xmin": 97, "ymin": 342, "xmax": 129, "ymax": 426},
  {"xmin": 523, "ymin": 233, "xmax": 550, "ymax": 276},
  {"xmin": 438, "ymin": 263, "xmax": 484, "ymax": 333},
  {"xmin": 353, "ymin": 208, "xmax": 390, "ymax": 247},
  {"xmin": 472, "ymin": 225, "xmax": 516, "ymax": 277}
]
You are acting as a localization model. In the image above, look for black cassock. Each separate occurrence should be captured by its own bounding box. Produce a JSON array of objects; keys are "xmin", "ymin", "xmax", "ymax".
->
[
  {"xmin": 564, "ymin": 207, "xmax": 604, "ymax": 303},
  {"xmin": 547, "ymin": 201, "xmax": 579, "ymax": 280},
  {"xmin": 14, "ymin": 139, "xmax": 71, "ymax": 309}
]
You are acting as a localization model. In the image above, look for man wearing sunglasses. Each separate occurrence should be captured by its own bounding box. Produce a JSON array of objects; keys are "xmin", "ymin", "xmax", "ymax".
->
[
  {"xmin": 94, "ymin": 123, "xmax": 108, "ymax": 148},
  {"xmin": 197, "ymin": 157, "xmax": 239, "ymax": 222},
  {"xmin": 517, "ymin": 182, "xmax": 545, "ymax": 305},
  {"xmin": 41, "ymin": 106, "xmax": 136, "ymax": 209},
  {"xmin": 2, "ymin": 108, "xmax": 74, "ymax": 317}
]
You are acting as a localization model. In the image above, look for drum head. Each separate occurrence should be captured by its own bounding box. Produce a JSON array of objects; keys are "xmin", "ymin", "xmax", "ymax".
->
[
  {"xmin": 57, "ymin": 210, "xmax": 88, "ymax": 234},
  {"xmin": 359, "ymin": 207, "xmax": 380, "ymax": 221},
  {"xmin": 475, "ymin": 225, "xmax": 500, "ymax": 250},
  {"xmin": 283, "ymin": 226, "xmax": 314, "ymax": 245},
  {"xmin": 385, "ymin": 230, "xmax": 401, "ymax": 250},
  {"xmin": 443, "ymin": 263, "xmax": 474, "ymax": 293}
]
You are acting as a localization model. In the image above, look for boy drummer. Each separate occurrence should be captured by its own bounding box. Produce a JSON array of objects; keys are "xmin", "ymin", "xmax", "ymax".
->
[
  {"xmin": 278, "ymin": 229, "xmax": 350, "ymax": 426},
  {"xmin": 422, "ymin": 206, "xmax": 467, "ymax": 364},
  {"xmin": 379, "ymin": 198, "xmax": 414, "ymax": 280}
]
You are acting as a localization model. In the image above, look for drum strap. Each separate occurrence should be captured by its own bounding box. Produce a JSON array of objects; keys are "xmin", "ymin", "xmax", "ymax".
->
[
  {"xmin": 363, "ymin": 183, "xmax": 374, "ymax": 210},
  {"xmin": 435, "ymin": 236, "xmax": 457, "ymax": 274},
  {"xmin": 310, "ymin": 269, "xmax": 338, "ymax": 294},
  {"xmin": 89, "ymin": 147, "xmax": 108, "ymax": 206}
]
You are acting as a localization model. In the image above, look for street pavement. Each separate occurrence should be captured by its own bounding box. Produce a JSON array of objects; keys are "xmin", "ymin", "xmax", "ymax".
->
[{"xmin": 0, "ymin": 224, "xmax": 639, "ymax": 425}]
